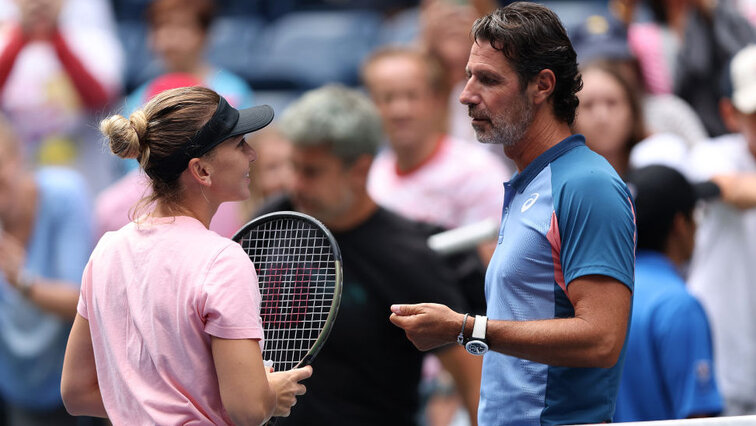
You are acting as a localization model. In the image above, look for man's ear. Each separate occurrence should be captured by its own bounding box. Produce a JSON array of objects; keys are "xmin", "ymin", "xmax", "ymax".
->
[
  {"xmin": 531, "ymin": 69, "xmax": 556, "ymax": 105},
  {"xmin": 187, "ymin": 157, "xmax": 213, "ymax": 187}
]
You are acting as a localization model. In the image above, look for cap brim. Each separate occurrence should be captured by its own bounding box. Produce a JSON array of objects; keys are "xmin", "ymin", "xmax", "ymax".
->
[{"xmin": 229, "ymin": 105, "xmax": 275, "ymax": 137}]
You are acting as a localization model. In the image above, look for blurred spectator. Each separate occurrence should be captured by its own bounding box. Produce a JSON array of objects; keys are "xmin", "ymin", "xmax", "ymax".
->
[
  {"xmin": 616, "ymin": 164, "xmax": 722, "ymax": 421},
  {"xmin": 123, "ymin": 0, "xmax": 253, "ymax": 121},
  {"xmin": 417, "ymin": 0, "xmax": 515, "ymax": 172},
  {"xmin": 0, "ymin": 0, "xmax": 123, "ymax": 191},
  {"xmin": 573, "ymin": 60, "xmax": 690, "ymax": 175},
  {"xmin": 570, "ymin": 13, "xmax": 708, "ymax": 149},
  {"xmin": 363, "ymin": 47, "xmax": 509, "ymax": 255},
  {"xmin": 418, "ymin": 0, "xmax": 477, "ymax": 141},
  {"xmin": 683, "ymin": 43, "xmax": 756, "ymax": 416},
  {"xmin": 240, "ymin": 125, "xmax": 294, "ymax": 221},
  {"xmin": 255, "ymin": 84, "xmax": 480, "ymax": 426},
  {"xmin": 628, "ymin": 0, "xmax": 756, "ymax": 137},
  {"xmin": 0, "ymin": 114, "xmax": 92, "ymax": 425},
  {"xmin": 574, "ymin": 60, "xmax": 646, "ymax": 176},
  {"xmin": 95, "ymin": 73, "xmax": 245, "ymax": 239},
  {"xmin": 363, "ymin": 45, "xmax": 505, "ymax": 426}
]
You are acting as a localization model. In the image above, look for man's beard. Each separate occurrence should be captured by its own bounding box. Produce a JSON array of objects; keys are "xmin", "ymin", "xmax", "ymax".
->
[{"xmin": 470, "ymin": 92, "xmax": 534, "ymax": 147}]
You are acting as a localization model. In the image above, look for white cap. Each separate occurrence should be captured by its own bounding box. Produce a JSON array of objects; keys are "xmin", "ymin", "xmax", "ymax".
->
[{"xmin": 731, "ymin": 44, "xmax": 756, "ymax": 114}]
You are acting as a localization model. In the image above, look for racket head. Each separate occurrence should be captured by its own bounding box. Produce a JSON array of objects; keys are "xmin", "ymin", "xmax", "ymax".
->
[{"xmin": 233, "ymin": 211, "xmax": 342, "ymax": 372}]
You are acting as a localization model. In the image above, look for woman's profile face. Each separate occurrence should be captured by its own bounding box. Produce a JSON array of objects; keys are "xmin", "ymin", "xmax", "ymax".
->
[
  {"xmin": 203, "ymin": 135, "xmax": 257, "ymax": 203},
  {"xmin": 575, "ymin": 68, "xmax": 634, "ymax": 167}
]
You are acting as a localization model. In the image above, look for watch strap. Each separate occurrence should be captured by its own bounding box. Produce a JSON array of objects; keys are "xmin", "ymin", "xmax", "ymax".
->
[{"xmin": 472, "ymin": 315, "xmax": 487, "ymax": 341}]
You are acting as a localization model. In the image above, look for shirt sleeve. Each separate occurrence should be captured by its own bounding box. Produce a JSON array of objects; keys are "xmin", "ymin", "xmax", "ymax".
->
[
  {"xmin": 556, "ymin": 170, "xmax": 636, "ymax": 290},
  {"xmin": 200, "ymin": 244, "xmax": 264, "ymax": 340},
  {"xmin": 76, "ymin": 258, "xmax": 93, "ymax": 320},
  {"xmin": 655, "ymin": 295, "xmax": 723, "ymax": 418}
]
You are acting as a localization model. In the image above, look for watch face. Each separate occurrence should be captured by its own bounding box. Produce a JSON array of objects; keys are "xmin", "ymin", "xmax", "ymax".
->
[{"xmin": 465, "ymin": 340, "xmax": 489, "ymax": 355}]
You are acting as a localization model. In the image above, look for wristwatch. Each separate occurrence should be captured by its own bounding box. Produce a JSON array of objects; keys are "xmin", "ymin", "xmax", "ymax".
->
[{"xmin": 465, "ymin": 315, "xmax": 489, "ymax": 355}]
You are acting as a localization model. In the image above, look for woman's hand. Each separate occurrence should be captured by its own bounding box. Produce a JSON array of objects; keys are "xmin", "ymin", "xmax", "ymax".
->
[{"xmin": 267, "ymin": 366, "xmax": 313, "ymax": 417}]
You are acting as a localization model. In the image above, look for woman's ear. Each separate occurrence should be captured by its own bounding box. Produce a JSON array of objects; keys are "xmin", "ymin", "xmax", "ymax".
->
[{"xmin": 187, "ymin": 157, "xmax": 213, "ymax": 187}]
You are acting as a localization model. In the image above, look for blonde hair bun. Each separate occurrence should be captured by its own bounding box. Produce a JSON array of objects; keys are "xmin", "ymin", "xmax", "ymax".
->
[{"xmin": 100, "ymin": 110, "xmax": 148, "ymax": 160}]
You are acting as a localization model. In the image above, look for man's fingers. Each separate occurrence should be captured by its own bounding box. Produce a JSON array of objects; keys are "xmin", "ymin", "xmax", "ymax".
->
[
  {"xmin": 390, "ymin": 303, "xmax": 422, "ymax": 316},
  {"xmin": 389, "ymin": 313, "xmax": 406, "ymax": 328}
]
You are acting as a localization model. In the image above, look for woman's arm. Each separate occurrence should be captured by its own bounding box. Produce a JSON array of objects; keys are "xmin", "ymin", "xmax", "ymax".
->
[
  {"xmin": 211, "ymin": 337, "xmax": 313, "ymax": 425},
  {"xmin": 61, "ymin": 314, "xmax": 107, "ymax": 417}
]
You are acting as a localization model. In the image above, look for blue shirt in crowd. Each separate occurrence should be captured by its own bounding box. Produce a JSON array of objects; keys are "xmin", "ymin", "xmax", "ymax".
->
[
  {"xmin": 0, "ymin": 168, "xmax": 92, "ymax": 409},
  {"xmin": 614, "ymin": 250, "xmax": 722, "ymax": 421}
]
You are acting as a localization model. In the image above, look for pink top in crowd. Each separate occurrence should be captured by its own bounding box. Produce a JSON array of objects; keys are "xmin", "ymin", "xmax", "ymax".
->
[{"xmin": 368, "ymin": 135, "xmax": 508, "ymax": 230}]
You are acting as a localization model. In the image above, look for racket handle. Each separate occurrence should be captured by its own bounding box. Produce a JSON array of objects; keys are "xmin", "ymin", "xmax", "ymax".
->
[{"xmin": 263, "ymin": 359, "xmax": 274, "ymax": 369}]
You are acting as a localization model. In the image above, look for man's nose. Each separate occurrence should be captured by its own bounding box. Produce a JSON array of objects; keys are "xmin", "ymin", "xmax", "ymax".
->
[{"xmin": 459, "ymin": 80, "xmax": 480, "ymax": 106}]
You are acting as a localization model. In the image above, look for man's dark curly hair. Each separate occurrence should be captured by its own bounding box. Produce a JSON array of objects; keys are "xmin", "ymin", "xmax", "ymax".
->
[{"xmin": 472, "ymin": 2, "xmax": 582, "ymax": 125}]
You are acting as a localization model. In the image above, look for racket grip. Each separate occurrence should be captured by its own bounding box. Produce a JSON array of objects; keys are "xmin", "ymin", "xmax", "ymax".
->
[{"xmin": 263, "ymin": 359, "xmax": 274, "ymax": 369}]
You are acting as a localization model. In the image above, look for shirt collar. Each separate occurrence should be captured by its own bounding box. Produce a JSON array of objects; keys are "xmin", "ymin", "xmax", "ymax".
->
[{"xmin": 509, "ymin": 134, "xmax": 586, "ymax": 193}]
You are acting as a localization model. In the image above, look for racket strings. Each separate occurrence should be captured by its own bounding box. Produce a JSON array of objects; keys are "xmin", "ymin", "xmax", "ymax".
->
[{"xmin": 239, "ymin": 218, "xmax": 337, "ymax": 372}]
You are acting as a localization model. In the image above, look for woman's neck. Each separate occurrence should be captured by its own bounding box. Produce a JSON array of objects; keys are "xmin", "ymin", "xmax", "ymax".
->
[{"xmin": 152, "ymin": 196, "xmax": 218, "ymax": 229}]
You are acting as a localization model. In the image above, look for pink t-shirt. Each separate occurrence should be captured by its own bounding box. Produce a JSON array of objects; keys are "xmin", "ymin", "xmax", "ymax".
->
[
  {"xmin": 367, "ymin": 135, "xmax": 509, "ymax": 230},
  {"xmin": 77, "ymin": 216, "xmax": 263, "ymax": 425}
]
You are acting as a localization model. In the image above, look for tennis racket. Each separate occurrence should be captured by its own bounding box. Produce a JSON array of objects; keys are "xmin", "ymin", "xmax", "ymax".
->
[{"xmin": 232, "ymin": 211, "xmax": 343, "ymax": 374}]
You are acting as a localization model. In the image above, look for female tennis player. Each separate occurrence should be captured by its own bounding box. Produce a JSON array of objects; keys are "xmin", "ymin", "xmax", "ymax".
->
[{"xmin": 60, "ymin": 86, "xmax": 312, "ymax": 425}]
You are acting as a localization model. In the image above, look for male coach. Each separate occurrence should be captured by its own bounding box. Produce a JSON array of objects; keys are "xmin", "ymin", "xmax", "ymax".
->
[{"xmin": 390, "ymin": 3, "xmax": 636, "ymax": 425}]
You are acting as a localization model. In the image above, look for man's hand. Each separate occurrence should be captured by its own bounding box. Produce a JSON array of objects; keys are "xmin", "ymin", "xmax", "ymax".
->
[{"xmin": 390, "ymin": 303, "xmax": 463, "ymax": 351}]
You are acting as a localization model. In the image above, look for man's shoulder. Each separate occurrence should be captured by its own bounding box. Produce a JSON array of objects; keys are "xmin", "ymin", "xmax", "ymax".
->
[{"xmin": 550, "ymin": 149, "xmax": 628, "ymax": 198}]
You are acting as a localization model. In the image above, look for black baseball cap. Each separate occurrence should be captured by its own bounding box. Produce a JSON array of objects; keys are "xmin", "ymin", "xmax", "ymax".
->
[
  {"xmin": 149, "ymin": 96, "xmax": 274, "ymax": 181},
  {"xmin": 625, "ymin": 165, "xmax": 719, "ymax": 246}
]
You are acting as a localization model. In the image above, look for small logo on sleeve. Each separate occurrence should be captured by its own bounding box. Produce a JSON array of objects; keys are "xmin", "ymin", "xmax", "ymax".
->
[
  {"xmin": 521, "ymin": 193, "xmax": 540, "ymax": 212},
  {"xmin": 696, "ymin": 360, "xmax": 712, "ymax": 384}
]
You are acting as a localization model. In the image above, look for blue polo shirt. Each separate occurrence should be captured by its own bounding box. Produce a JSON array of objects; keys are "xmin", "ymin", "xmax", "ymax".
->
[
  {"xmin": 479, "ymin": 135, "xmax": 636, "ymax": 426},
  {"xmin": 614, "ymin": 251, "xmax": 722, "ymax": 421}
]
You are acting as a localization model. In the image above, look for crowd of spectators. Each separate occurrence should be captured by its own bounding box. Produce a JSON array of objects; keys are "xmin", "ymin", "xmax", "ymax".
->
[{"xmin": 1, "ymin": 0, "xmax": 756, "ymax": 424}]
